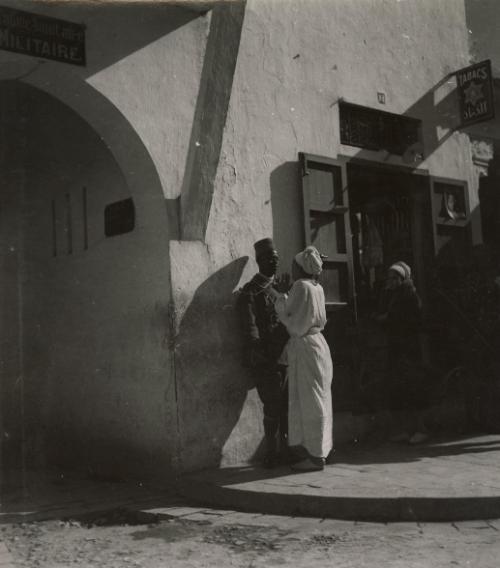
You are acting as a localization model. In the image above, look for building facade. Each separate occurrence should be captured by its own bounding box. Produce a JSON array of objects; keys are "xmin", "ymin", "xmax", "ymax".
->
[{"xmin": 0, "ymin": 0, "xmax": 482, "ymax": 480}]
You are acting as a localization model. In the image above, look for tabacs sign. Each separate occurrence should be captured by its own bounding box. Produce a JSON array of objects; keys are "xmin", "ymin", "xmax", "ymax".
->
[
  {"xmin": 456, "ymin": 60, "xmax": 494, "ymax": 128},
  {"xmin": 0, "ymin": 6, "xmax": 85, "ymax": 66}
]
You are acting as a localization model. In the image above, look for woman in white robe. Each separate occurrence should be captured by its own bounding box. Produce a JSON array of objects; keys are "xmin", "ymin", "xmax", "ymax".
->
[{"xmin": 270, "ymin": 246, "xmax": 333, "ymax": 471}]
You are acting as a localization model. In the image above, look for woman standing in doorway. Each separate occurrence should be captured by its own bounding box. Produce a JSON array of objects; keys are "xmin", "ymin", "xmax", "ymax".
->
[
  {"xmin": 377, "ymin": 261, "xmax": 427, "ymax": 443},
  {"xmin": 270, "ymin": 246, "xmax": 333, "ymax": 472}
]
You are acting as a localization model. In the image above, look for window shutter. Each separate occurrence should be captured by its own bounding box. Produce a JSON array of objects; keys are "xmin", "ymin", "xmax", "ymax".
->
[{"xmin": 299, "ymin": 153, "xmax": 355, "ymax": 310}]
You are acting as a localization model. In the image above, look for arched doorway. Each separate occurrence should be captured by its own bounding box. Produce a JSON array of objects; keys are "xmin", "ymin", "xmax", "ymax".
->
[{"xmin": 0, "ymin": 81, "xmax": 177, "ymax": 482}]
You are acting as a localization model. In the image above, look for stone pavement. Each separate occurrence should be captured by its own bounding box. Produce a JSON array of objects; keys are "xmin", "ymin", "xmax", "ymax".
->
[
  {"xmin": 0, "ymin": 469, "xmax": 177, "ymax": 524},
  {"xmin": 179, "ymin": 434, "xmax": 500, "ymax": 522},
  {"xmin": 0, "ymin": 542, "xmax": 15, "ymax": 568},
  {"xmin": 1, "ymin": 435, "xmax": 500, "ymax": 526}
]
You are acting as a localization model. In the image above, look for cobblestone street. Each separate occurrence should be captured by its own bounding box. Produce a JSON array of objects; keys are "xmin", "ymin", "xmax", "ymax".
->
[{"xmin": 2, "ymin": 504, "xmax": 500, "ymax": 568}]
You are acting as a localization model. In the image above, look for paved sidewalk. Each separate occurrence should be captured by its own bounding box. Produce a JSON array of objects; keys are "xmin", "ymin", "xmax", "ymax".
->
[
  {"xmin": 179, "ymin": 435, "xmax": 500, "ymax": 522},
  {"xmin": 2, "ymin": 435, "xmax": 500, "ymax": 525}
]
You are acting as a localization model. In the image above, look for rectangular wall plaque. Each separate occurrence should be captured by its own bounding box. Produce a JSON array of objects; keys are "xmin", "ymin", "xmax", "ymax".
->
[{"xmin": 0, "ymin": 5, "xmax": 85, "ymax": 66}]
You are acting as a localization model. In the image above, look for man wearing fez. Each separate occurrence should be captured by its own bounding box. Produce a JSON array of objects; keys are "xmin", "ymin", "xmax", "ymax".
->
[{"xmin": 237, "ymin": 238, "xmax": 289, "ymax": 468}]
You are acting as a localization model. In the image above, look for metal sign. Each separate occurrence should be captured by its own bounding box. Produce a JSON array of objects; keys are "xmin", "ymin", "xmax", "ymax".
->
[
  {"xmin": 0, "ymin": 5, "xmax": 85, "ymax": 66},
  {"xmin": 456, "ymin": 59, "xmax": 494, "ymax": 128}
]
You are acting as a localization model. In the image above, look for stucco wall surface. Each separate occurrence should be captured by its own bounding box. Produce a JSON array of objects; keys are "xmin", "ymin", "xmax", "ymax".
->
[
  {"xmin": 169, "ymin": 240, "xmax": 262, "ymax": 471},
  {"xmin": 0, "ymin": 0, "xmax": 481, "ymax": 476},
  {"xmin": 171, "ymin": 0, "xmax": 479, "ymax": 469},
  {"xmin": 207, "ymin": 0, "xmax": 476, "ymax": 269},
  {"xmin": 0, "ymin": 2, "xmax": 210, "ymax": 477},
  {"xmin": 0, "ymin": 87, "xmax": 25, "ymax": 477},
  {"xmin": 18, "ymin": 83, "xmax": 177, "ymax": 476},
  {"xmin": 0, "ymin": 0, "xmax": 209, "ymax": 201}
]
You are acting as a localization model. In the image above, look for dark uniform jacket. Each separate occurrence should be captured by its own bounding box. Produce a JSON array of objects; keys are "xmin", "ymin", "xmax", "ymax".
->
[
  {"xmin": 236, "ymin": 273, "xmax": 289, "ymax": 369},
  {"xmin": 385, "ymin": 279, "xmax": 422, "ymax": 361}
]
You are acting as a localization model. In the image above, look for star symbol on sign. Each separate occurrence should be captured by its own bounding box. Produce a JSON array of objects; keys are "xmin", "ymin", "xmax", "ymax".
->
[{"xmin": 464, "ymin": 81, "xmax": 484, "ymax": 106}]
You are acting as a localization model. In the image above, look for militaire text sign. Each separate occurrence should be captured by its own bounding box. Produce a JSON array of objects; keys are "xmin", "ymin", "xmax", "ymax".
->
[
  {"xmin": 456, "ymin": 60, "xmax": 494, "ymax": 128},
  {"xmin": 0, "ymin": 6, "xmax": 85, "ymax": 66}
]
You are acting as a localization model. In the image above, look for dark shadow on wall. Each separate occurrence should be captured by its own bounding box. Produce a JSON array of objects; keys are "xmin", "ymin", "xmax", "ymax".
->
[
  {"xmin": 11, "ymin": 0, "xmax": 208, "ymax": 78},
  {"xmin": 269, "ymin": 75, "xmax": 467, "ymax": 274},
  {"xmin": 5, "ymin": 79, "xmax": 168, "ymax": 229},
  {"xmin": 175, "ymin": 256, "xmax": 256, "ymax": 471},
  {"xmin": 0, "ymin": 2, "xmax": 245, "ymax": 484},
  {"xmin": 0, "ymin": 80, "xmax": 178, "ymax": 489},
  {"xmin": 479, "ymin": 139, "xmax": 500, "ymax": 248},
  {"xmin": 270, "ymin": 161, "xmax": 304, "ymax": 272},
  {"xmin": 338, "ymin": 77, "xmax": 459, "ymax": 168},
  {"xmin": 181, "ymin": 1, "xmax": 247, "ymax": 241},
  {"xmin": 404, "ymin": 75, "xmax": 458, "ymax": 159}
]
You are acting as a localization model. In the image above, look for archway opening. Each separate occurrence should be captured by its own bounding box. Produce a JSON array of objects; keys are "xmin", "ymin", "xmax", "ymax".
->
[{"xmin": 0, "ymin": 81, "xmax": 176, "ymax": 484}]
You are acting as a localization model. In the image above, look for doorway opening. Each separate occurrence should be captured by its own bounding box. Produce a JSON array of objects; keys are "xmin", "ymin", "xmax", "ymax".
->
[
  {"xmin": 347, "ymin": 162, "xmax": 434, "ymax": 320},
  {"xmin": 343, "ymin": 162, "xmax": 435, "ymax": 411},
  {"xmin": 298, "ymin": 153, "xmax": 435, "ymax": 411}
]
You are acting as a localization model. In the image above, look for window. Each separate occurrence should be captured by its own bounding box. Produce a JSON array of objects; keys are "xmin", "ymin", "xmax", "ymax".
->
[
  {"xmin": 430, "ymin": 177, "xmax": 470, "ymax": 256},
  {"xmin": 339, "ymin": 102, "xmax": 422, "ymax": 156},
  {"xmin": 433, "ymin": 181, "xmax": 467, "ymax": 224}
]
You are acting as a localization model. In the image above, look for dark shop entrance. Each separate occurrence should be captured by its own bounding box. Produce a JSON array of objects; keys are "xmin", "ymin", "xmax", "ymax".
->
[{"xmin": 300, "ymin": 153, "xmax": 435, "ymax": 411}]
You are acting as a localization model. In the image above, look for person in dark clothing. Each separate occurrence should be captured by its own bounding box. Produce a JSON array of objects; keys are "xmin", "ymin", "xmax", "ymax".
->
[
  {"xmin": 237, "ymin": 238, "xmax": 289, "ymax": 467},
  {"xmin": 385, "ymin": 261, "xmax": 422, "ymax": 364},
  {"xmin": 376, "ymin": 261, "xmax": 428, "ymax": 443}
]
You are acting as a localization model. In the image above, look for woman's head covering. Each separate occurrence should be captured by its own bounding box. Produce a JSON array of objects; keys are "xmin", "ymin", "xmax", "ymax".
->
[
  {"xmin": 388, "ymin": 261, "xmax": 411, "ymax": 280},
  {"xmin": 295, "ymin": 246, "xmax": 323, "ymax": 276}
]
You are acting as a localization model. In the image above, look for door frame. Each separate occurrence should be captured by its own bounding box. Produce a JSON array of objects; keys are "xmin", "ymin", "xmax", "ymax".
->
[
  {"xmin": 299, "ymin": 152, "xmax": 354, "ymax": 312},
  {"xmin": 300, "ymin": 152, "xmax": 433, "ymax": 314}
]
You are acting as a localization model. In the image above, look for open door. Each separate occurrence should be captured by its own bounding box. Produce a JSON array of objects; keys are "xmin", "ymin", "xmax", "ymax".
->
[
  {"xmin": 299, "ymin": 152, "xmax": 355, "ymax": 313},
  {"xmin": 299, "ymin": 152, "xmax": 356, "ymax": 409}
]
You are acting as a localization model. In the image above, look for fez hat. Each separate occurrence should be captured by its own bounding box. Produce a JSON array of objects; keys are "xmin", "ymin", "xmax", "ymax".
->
[{"xmin": 254, "ymin": 238, "xmax": 276, "ymax": 259}]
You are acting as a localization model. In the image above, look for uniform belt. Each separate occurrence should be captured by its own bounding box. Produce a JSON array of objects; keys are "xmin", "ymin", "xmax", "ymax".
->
[{"xmin": 289, "ymin": 328, "xmax": 321, "ymax": 339}]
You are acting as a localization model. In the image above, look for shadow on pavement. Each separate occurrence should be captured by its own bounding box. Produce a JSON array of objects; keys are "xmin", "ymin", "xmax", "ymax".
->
[
  {"xmin": 333, "ymin": 435, "xmax": 500, "ymax": 466},
  {"xmin": 183, "ymin": 435, "xmax": 500, "ymax": 487},
  {"xmin": 179, "ymin": 435, "xmax": 500, "ymax": 522}
]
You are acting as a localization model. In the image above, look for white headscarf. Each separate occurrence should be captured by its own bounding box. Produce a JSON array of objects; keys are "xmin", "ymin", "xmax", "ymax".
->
[
  {"xmin": 295, "ymin": 246, "xmax": 323, "ymax": 276},
  {"xmin": 389, "ymin": 261, "xmax": 411, "ymax": 280}
]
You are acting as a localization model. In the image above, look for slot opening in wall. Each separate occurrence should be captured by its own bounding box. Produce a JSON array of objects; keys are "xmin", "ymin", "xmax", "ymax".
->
[{"xmin": 104, "ymin": 198, "xmax": 135, "ymax": 237}]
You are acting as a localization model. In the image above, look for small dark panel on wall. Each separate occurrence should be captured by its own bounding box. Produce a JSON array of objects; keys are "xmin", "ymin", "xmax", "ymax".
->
[
  {"xmin": 104, "ymin": 198, "xmax": 135, "ymax": 237},
  {"xmin": 339, "ymin": 102, "xmax": 422, "ymax": 155}
]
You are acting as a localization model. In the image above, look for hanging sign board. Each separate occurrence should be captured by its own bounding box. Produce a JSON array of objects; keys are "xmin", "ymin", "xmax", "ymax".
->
[
  {"xmin": 456, "ymin": 59, "xmax": 494, "ymax": 128},
  {"xmin": 0, "ymin": 6, "xmax": 85, "ymax": 66}
]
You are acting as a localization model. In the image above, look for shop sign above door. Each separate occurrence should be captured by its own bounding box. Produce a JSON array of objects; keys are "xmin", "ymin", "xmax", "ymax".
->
[
  {"xmin": 456, "ymin": 60, "xmax": 494, "ymax": 128},
  {"xmin": 0, "ymin": 5, "xmax": 85, "ymax": 66}
]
